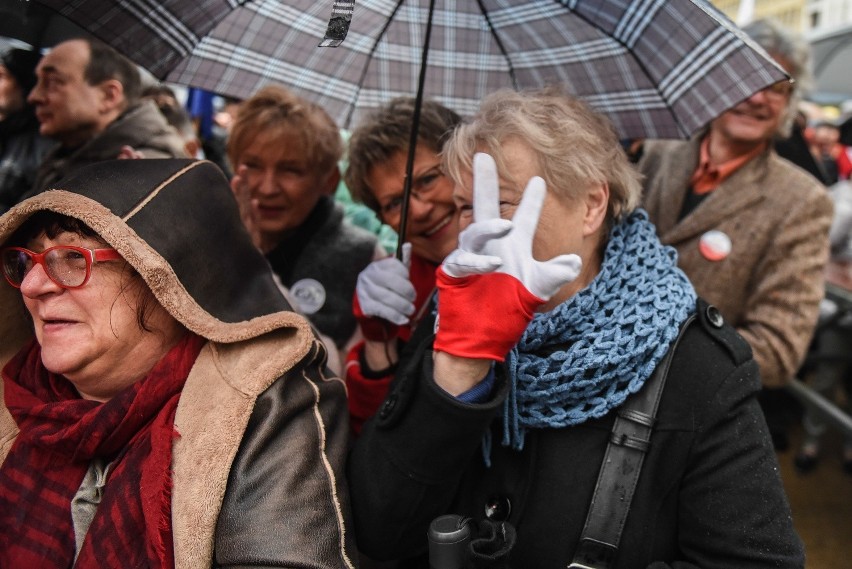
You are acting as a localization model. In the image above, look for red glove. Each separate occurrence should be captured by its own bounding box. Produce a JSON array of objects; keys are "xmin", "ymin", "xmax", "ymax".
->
[{"xmin": 433, "ymin": 153, "xmax": 582, "ymax": 361}]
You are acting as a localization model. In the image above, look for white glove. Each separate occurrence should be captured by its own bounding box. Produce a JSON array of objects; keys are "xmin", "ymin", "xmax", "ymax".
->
[
  {"xmin": 442, "ymin": 153, "xmax": 582, "ymax": 301},
  {"xmin": 355, "ymin": 243, "xmax": 416, "ymax": 326}
]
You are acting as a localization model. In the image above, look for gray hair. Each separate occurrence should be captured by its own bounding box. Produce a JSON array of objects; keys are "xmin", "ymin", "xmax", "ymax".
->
[
  {"xmin": 443, "ymin": 87, "xmax": 642, "ymax": 231},
  {"xmin": 742, "ymin": 18, "xmax": 812, "ymax": 137}
]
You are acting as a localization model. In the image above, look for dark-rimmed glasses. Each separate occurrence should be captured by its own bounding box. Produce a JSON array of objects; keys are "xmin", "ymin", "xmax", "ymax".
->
[
  {"xmin": 763, "ymin": 79, "xmax": 795, "ymax": 101},
  {"xmin": 1, "ymin": 245, "xmax": 122, "ymax": 289},
  {"xmin": 378, "ymin": 165, "xmax": 446, "ymax": 220}
]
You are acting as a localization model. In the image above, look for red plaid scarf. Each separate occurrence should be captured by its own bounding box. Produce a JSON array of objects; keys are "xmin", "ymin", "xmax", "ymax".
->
[{"xmin": 0, "ymin": 333, "xmax": 204, "ymax": 569}]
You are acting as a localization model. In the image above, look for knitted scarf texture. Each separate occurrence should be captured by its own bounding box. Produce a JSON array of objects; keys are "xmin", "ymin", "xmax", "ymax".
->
[{"xmin": 503, "ymin": 209, "xmax": 696, "ymax": 450}]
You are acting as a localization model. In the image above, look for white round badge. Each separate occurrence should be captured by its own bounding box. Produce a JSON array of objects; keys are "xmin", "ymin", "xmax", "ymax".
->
[
  {"xmin": 289, "ymin": 278, "xmax": 326, "ymax": 315},
  {"xmin": 699, "ymin": 230, "xmax": 732, "ymax": 262}
]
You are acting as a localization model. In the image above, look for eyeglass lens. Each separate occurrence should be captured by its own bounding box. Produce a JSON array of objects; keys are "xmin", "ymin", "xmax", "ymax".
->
[{"xmin": 2, "ymin": 247, "xmax": 91, "ymax": 288}]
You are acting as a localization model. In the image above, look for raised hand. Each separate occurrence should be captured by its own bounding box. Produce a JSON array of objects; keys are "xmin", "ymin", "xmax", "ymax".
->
[
  {"xmin": 354, "ymin": 243, "xmax": 416, "ymax": 341},
  {"xmin": 434, "ymin": 153, "xmax": 582, "ymax": 362},
  {"xmin": 230, "ymin": 165, "xmax": 263, "ymax": 250}
]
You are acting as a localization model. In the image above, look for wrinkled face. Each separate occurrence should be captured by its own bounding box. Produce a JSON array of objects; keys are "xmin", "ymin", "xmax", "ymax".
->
[
  {"xmin": 0, "ymin": 64, "xmax": 24, "ymax": 118},
  {"xmin": 711, "ymin": 53, "xmax": 794, "ymax": 149},
  {"xmin": 18, "ymin": 230, "xmax": 184, "ymax": 401},
  {"xmin": 27, "ymin": 40, "xmax": 105, "ymax": 146},
  {"xmin": 453, "ymin": 139, "xmax": 604, "ymax": 311},
  {"xmin": 367, "ymin": 145, "xmax": 458, "ymax": 264},
  {"xmin": 236, "ymin": 128, "xmax": 335, "ymax": 250}
]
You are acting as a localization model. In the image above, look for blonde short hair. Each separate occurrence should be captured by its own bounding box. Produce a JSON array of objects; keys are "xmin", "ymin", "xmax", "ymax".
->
[
  {"xmin": 443, "ymin": 87, "xmax": 642, "ymax": 227},
  {"xmin": 227, "ymin": 85, "xmax": 343, "ymax": 173}
]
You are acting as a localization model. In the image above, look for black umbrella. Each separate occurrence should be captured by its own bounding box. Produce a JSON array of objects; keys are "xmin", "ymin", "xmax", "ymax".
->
[{"xmin": 0, "ymin": 0, "xmax": 90, "ymax": 49}]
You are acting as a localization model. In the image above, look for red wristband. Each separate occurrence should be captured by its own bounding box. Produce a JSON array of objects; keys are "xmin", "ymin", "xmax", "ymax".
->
[{"xmin": 433, "ymin": 266, "xmax": 543, "ymax": 361}]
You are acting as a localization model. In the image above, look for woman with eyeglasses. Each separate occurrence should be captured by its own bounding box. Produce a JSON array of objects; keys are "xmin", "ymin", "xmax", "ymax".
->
[
  {"xmin": 343, "ymin": 98, "xmax": 463, "ymax": 435},
  {"xmin": 0, "ymin": 159, "xmax": 357, "ymax": 568},
  {"xmin": 347, "ymin": 87, "xmax": 805, "ymax": 568}
]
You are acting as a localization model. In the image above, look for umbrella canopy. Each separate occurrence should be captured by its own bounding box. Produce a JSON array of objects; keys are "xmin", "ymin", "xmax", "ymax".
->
[
  {"xmin": 29, "ymin": 0, "xmax": 786, "ymax": 140},
  {"xmin": 809, "ymin": 23, "xmax": 852, "ymax": 105},
  {"xmin": 0, "ymin": 1, "xmax": 91, "ymax": 50}
]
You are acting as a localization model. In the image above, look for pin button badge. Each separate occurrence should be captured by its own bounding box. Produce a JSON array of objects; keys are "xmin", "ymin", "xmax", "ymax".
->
[
  {"xmin": 699, "ymin": 230, "xmax": 731, "ymax": 261},
  {"xmin": 289, "ymin": 278, "xmax": 326, "ymax": 314}
]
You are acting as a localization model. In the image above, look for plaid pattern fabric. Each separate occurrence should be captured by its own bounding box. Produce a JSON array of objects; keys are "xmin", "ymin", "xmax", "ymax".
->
[{"xmin": 33, "ymin": 0, "xmax": 787, "ymax": 139}]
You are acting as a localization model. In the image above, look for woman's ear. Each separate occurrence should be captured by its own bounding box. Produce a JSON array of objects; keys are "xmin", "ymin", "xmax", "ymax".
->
[
  {"xmin": 321, "ymin": 166, "xmax": 342, "ymax": 196},
  {"xmin": 583, "ymin": 182, "xmax": 609, "ymax": 237}
]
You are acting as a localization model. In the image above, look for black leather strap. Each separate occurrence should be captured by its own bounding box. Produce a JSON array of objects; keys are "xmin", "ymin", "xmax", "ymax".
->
[{"xmin": 569, "ymin": 313, "xmax": 695, "ymax": 569}]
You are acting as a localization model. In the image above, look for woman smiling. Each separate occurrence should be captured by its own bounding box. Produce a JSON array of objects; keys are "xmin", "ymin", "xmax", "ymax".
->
[{"xmin": 0, "ymin": 159, "xmax": 356, "ymax": 568}]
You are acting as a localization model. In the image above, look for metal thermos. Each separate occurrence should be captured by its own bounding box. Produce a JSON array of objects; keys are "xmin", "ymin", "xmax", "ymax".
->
[{"xmin": 428, "ymin": 515, "xmax": 471, "ymax": 569}]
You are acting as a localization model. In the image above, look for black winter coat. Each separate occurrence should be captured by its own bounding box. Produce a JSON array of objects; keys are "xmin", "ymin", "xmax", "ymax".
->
[{"xmin": 348, "ymin": 300, "xmax": 804, "ymax": 569}]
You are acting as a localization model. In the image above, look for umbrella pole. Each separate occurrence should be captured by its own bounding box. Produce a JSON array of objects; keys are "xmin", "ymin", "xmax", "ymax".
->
[{"xmin": 396, "ymin": 0, "xmax": 437, "ymax": 260}]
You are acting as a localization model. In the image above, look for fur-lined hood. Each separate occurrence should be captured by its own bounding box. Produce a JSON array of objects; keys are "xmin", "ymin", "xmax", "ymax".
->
[{"xmin": 0, "ymin": 158, "xmax": 312, "ymax": 367}]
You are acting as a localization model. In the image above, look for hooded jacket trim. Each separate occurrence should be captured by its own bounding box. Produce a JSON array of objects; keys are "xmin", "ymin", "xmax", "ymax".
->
[
  {"xmin": 171, "ymin": 328, "xmax": 320, "ymax": 567},
  {"xmin": 122, "ymin": 161, "xmax": 204, "ymax": 222},
  {"xmin": 0, "ymin": 190, "xmax": 312, "ymax": 354}
]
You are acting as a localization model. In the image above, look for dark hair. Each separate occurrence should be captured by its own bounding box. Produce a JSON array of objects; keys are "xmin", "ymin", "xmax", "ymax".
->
[
  {"xmin": 345, "ymin": 98, "xmax": 462, "ymax": 213},
  {"xmin": 0, "ymin": 47, "xmax": 41, "ymax": 94},
  {"xmin": 84, "ymin": 39, "xmax": 142, "ymax": 105},
  {"xmin": 141, "ymin": 84, "xmax": 178, "ymax": 101},
  {"xmin": 158, "ymin": 102, "xmax": 195, "ymax": 138},
  {"xmin": 6, "ymin": 211, "xmax": 158, "ymax": 331}
]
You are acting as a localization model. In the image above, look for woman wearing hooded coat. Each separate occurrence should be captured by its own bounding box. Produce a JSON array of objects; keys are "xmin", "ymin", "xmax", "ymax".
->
[{"xmin": 0, "ymin": 159, "xmax": 357, "ymax": 568}]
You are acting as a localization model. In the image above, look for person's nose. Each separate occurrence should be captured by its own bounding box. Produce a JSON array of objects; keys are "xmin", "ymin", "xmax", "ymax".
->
[
  {"xmin": 745, "ymin": 87, "xmax": 771, "ymax": 105},
  {"xmin": 407, "ymin": 192, "xmax": 434, "ymax": 220},
  {"xmin": 27, "ymin": 82, "xmax": 44, "ymax": 106},
  {"xmin": 255, "ymin": 170, "xmax": 280, "ymax": 197},
  {"xmin": 19, "ymin": 262, "xmax": 62, "ymax": 298}
]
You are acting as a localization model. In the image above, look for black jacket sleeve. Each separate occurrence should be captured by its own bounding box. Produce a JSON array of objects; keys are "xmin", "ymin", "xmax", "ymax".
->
[{"xmin": 348, "ymin": 333, "xmax": 508, "ymax": 559}]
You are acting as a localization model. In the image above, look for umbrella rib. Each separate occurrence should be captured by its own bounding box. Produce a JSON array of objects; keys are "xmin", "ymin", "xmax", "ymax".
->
[
  {"xmin": 553, "ymin": 0, "xmax": 682, "ymax": 135},
  {"xmin": 475, "ymin": 0, "xmax": 518, "ymax": 90},
  {"xmin": 814, "ymin": 34, "xmax": 852, "ymax": 76},
  {"xmin": 343, "ymin": 0, "xmax": 408, "ymax": 128}
]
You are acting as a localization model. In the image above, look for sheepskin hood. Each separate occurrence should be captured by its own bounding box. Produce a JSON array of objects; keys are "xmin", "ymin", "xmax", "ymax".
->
[{"xmin": 0, "ymin": 159, "xmax": 310, "ymax": 364}]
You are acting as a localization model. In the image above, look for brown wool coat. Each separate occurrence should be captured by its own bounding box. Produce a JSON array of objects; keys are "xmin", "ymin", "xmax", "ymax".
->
[{"xmin": 639, "ymin": 137, "xmax": 833, "ymax": 387}]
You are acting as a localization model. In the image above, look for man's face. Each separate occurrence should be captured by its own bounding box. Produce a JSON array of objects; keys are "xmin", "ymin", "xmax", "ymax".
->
[
  {"xmin": 711, "ymin": 53, "xmax": 794, "ymax": 150},
  {"xmin": 0, "ymin": 64, "xmax": 24, "ymax": 119},
  {"xmin": 27, "ymin": 40, "xmax": 105, "ymax": 146}
]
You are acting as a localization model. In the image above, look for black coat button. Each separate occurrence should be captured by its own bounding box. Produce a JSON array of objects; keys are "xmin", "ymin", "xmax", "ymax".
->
[
  {"xmin": 378, "ymin": 394, "xmax": 397, "ymax": 420},
  {"xmin": 484, "ymin": 494, "xmax": 511, "ymax": 521},
  {"xmin": 706, "ymin": 305, "xmax": 724, "ymax": 328}
]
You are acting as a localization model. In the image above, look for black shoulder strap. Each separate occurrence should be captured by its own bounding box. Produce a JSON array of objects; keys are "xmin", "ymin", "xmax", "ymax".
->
[{"xmin": 568, "ymin": 313, "xmax": 696, "ymax": 569}]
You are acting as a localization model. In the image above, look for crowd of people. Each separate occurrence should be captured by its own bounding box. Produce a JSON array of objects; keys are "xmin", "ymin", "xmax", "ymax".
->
[{"xmin": 0, "ymin": 16, "xmax": 846, "ymax": 569}]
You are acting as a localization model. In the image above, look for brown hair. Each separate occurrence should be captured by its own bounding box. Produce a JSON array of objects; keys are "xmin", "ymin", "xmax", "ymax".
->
[
  {"xmin": 227, "ymin": 85, "xmax": 343, "ymax": 174},
  {"xmin": 83, "ymin": 38, "xmax": 142, "ymax": 105},
  {"xmin": 344, "ymin": 97, "xmax": 462, "ymax": 213}
]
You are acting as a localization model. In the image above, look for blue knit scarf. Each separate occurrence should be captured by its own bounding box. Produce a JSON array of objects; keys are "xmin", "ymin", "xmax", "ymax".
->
[{"xmin": 502, "ymin": 209, "xmax": 696, "ymax": 450}]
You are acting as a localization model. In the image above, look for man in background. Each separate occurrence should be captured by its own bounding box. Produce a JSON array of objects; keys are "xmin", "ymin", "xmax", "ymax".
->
[
  {"xmin": 0, "ymin": 47, "xmax": 53, "ymax": 212},
  {"xmin": 639, "ymin": 19, "xmax": 833, "ymax": 449},
  {"xmin": 23, "ymin": 38, "xmax": 185, "ymax": 196}
]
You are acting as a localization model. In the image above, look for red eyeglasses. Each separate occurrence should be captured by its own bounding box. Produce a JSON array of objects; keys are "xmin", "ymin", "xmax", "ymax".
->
[{"xmin": 1, "ymin": 245, "xmax": 122, "ymax": 289}]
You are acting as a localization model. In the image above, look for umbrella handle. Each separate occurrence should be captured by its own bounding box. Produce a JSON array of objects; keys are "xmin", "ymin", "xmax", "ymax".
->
[{"xmin": 396, "ymin": 0, "xmax": 437, "ymax": 260}]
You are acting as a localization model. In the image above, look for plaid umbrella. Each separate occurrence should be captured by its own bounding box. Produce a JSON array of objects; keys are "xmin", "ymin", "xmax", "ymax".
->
[{"xmin": 30, "ymin": 0, "xmax": 787, "ymax": 141}]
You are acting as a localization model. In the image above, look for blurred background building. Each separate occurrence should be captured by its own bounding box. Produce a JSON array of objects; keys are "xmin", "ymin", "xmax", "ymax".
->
[{"xmin": 711, "ymin": 0, "xmax": 852, "ymax": 33}]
